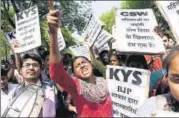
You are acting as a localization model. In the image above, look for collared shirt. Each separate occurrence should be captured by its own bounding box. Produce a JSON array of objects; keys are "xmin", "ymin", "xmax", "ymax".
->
[
  {"xmin": 1, "ymin": 83, "xmax": 18, "ymax": 116},
  {"xmin": 8, "ymin": 80, "xmax": 56, "ymax": 117}
]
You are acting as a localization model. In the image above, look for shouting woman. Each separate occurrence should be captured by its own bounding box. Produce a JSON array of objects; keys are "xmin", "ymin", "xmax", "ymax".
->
[{"xmin": 47, "ymin": 10, "xmax": 113, "ymax": 117}]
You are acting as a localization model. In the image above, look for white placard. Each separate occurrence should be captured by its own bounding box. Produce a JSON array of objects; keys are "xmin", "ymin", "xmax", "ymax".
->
[
  {"xmin": 156, "ymin": 1, "xmax": 179, "ymax": 43},
  {"xmin": 57, "ymin": 28, "xmax": 66, "ymax": 51},
  {"xmin": 15, "ymin": 5, "xmax": 41, "ymax": 53},
  {"xmin": 97, "ymin": 43, "xmax": 110, "ymax": 54},
  {"xmin": 113, "ymin": 9, "xmax": 166, "ymax": 54},
  {"xmin": 82, "ymin": 15, "xmax": 103, "ymax": 47},
  {"xmin": 69, "ymin": 43, "xmax": 91, "ymax": 60},
  {"xmin": 94, "ymin": 29, "xmax": 112, "ymax": 49},
  {"xmin": 106, "ymin": 65, "xmax": 150, "ymax": 117},
  {"xmin": 5, "ymin": 30, "xmax": 16, "ymax": 46}
]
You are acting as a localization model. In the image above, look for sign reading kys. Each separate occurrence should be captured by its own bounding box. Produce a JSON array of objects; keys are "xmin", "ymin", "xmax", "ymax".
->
[
  {"xmin": 15, "ymin": 5, "xmax": 41, "ymax": 53},
  {"xmin": 106, "ymin": 65, "xmax": 150, "ymax": 117},
  {"xmin": 69, "ymin": 43, "xmax": 91, "ymax": 60},
  {"xmin": 113, "ymin": 9, "xmax": 165, "ymax": 54},
  {"xmin": 5, "ymin": 30, "xmax": 16, "ymax": 47},
  {"xmin": 82, "ymin": 15, "xmax": 103, "ymax": 47},
  {"xmin": 156, "ymin": 1, "xmax": 179, "ymax": 43}
]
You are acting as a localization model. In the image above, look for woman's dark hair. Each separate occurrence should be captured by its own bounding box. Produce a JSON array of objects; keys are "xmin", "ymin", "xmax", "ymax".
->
[
  {"xmin": 164, "ymin": 45, "xmax": 179, "ymax": 76},
  {"xmin": 71, "ymin": 56, "xmax": 91, "ymax": 73},
  {"xmin": 110, "ymin": 53, "xmax": 122, "ymax": 66},
  {"xmin": 127, "ymin": 55, "xmax": 148, "ymax": 69},
  {"xmin": 20, "ymin": 53, "xmax": 42, "ymax": 68}
]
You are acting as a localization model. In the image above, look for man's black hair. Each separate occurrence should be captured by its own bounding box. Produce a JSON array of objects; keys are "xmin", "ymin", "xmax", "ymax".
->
[
  {"xmin": 99, "ymin": 50, "xmax": 109, "ymax": 58},
  {"xmin": 42, "ymin": 51, "xmax": 49, "ymax": 60},
  {"xmin": 1, "ymin": 67, "xmax": 8, "ymax": 76},
  {"xmin": 20, "ymin": 53, "xmax": 42, "ymax": 68},
  {"xmin": 164, "ymin": 45, "xmax": 179, "ymax": 76}
]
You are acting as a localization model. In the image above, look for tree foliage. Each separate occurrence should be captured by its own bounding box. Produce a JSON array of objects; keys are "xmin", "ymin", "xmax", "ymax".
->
[{"xmin": 1, "ymin": 0, "xmax": 92, "ymax": 58}]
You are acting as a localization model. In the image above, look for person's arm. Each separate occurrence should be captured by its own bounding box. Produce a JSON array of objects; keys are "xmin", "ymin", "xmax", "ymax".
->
[{"xmin": 47, "ymin": 10, "xmax": 77, "ymax": 95}]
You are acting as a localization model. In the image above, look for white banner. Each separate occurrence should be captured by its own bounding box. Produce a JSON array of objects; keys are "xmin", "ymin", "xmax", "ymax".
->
[
  {"xmin": 69, "ymin": 43, "xmax": 91, "ymax": 60},
  {"xmin": 15, "ymin": 5, "xmax": 41, "ymax": 53},
  {"xmin": 106, "ymin": 65, "xmax": 150, "ymax": 117},
  {"xmin": 156, "ymin": 1, "xmax": 179, "ymax": 43},
  {"xmin": 97, "ymin": 43, "xmax": 110, "ymax": 54},
  {"xmin": 113, "ymin": 9, "xmax": 165, "ymax": 54},
  {"xmin": 94, "ymin": 29, "xmax": 112, "ymax": 49},
  {"xmin": 82, "ymin": 15, "xmax": 103, "ymax": 47},
  {"xmin": 5, "ymin": 30, "xmax": 16, "ymax": 47},
  {"xmin": 57, "ymin": 28, "xmax": 66, "ymax": 51}
]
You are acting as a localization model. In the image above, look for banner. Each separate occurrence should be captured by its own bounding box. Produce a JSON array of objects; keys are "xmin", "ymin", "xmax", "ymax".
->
[
  {"xmin": 106, "ymin": 65, "xmax": 150, "ymax": 117},
  {"xmin": 156, "ymin": 1, "xmax": 179, "ymax": 43},
  {"xmin": 82, "ymin": 15, "xmax": 103, "ymax": 47},
  {"xmin": 57, "ymin": 28, "xmax": 66, "ymax": 51},
  {"xmin": 15, "ymin": 5, "xmax": 41, "ymax": 53},
  {"xmin": 97, "ymin": 43, "xmax": 110, "ymax": 54},
  {"xmin": 69, "ymin": 43, "xmax": 91, "ymax": 60},
  {"xmin": 113, "ymin": 9, "xmax": 165, "ymax": 54},
  {"xmin": 94, "ymin": 29, "xmax": 112, "ymax": 49}
]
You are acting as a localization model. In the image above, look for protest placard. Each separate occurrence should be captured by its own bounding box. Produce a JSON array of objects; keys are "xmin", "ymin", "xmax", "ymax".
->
[
  {"xmin": 97, "ymin": 43, "xmax": 110, "ymax": 54},
  {"xmin": 155, "ymin": 1, "xmax": 179, "ymax": 43},
  {"xmin": 5, "ymin": 30, "xmax": 16, "ymax": 47},
  {"xmin": 82, "ymin": 15, "xmax": 103, "ymax": 47},
  {"xmin": 20, "ymin": 48, "xmax": 40, "ymax": 57},
  {"xmin": 15, "ymin": 5, "xmax": 41, "ymax": 53},
  {"xmin": 57, "ymin": 28, "xmax": 66, "ymax": 51},
  {"xmin": 112, "ymin": 9, "xmax": 166, "ymax": 54},
  {"xmin": 69, "ymin": 43, "xmax": 91, "ymax": 60},
  {"xmin": 94, "ymin": 29, "xmax": 112, "ymax": 49},
  {"xmin": 106, "ymin": 65, "xmax": 150, "ymax": 117}
]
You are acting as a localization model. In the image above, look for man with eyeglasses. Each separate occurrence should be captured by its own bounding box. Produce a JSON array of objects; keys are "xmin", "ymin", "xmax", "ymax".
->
[
  {"xmin": 1, "ymin": 68, "xmax": 17, "ymax": 116},
  {"xmin": 4, "ymin": 53, "xmax": 56, "ymax": 117}
]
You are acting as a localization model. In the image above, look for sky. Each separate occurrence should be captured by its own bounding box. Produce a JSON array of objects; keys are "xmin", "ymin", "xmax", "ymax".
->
[{"xmin": 91, "ymin": 1, "xmax": 122, "ymax": 17}]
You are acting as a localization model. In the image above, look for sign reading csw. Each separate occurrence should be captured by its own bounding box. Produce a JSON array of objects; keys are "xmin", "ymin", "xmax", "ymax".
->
[
  {"xmin": 112, "ymin": 9, "xmax": 165, "ymax": 54},
  {"xmin": 156, "ymin": 1, "xmax": 179, "ymax": 43},
  {"xmin": 82, "ymin": 15, "xmax": 103, "ymax": 47},
  {"xmin": 15, "ymin": 5, "xmax": 41, "ymax": 53},
  {"xmin": 106, "ymin": 65, "xmax": 150, "ymax": 117},
  {"xmin": 5, "ymin": 30, "xmax": 16, "ymax": 47},
  {"xmin": 69, "ymin": 43, "xmax": 91, "ymax": 60},
  {"xmin": 94, "ymin": 29, "xmax": 112, "ymax": 49},
  {"xmin": 57, "ymin": 28, "xmax": 66, "ymax": 51}
]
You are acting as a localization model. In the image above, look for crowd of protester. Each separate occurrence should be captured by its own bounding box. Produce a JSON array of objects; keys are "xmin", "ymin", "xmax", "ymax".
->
[{"xmin": 1, "ymin": 9, "xmax": 179, "ymax": 117}]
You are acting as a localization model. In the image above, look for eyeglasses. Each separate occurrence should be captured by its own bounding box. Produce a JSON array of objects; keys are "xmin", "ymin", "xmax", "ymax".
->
[
  {"xmin": 22, "ymin": 63, "xmax": 40, "ymax": 69},
  {"xmin": 168, "ymin": 74, "xmax": 179, "ymax": 83}
]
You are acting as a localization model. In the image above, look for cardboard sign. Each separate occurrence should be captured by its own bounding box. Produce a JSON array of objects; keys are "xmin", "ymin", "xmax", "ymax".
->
[
  {"xmin": 97, "ymin": 43, "xmax": 110, "ymax": 54},
  {"xmin": 5, "ymin": 30, "xmax": 16, "ymax": 47},
  {"xmin": 15, "ymin": 5, "xmax": 41, "ymax": 53},
  {"xmin": 94, "ymin": 29, "xmax": 112, "ymax": 49},
  {"xmin": 57, "ymin": 28, "xmax": 66, "ymax": 51},
  {"xmin": 156, "ymin": 1, "xmax": 179, "ymax": 43},
  {"xmin": 106, "ymin": 65, "xmax": 150, "ymax": 117},
  {"xmin": 69, "ymin": 43, "xmax": 91, "ymax": 60},
  {"xmin": 20, "ymin": 48, "xmax": 40, "ymax": 57},
  {"xmin": 112, "ymin": 9, "xmax": 166, "ymax": 54},
  {"xmin": 82, "ymin": 15, "xmax": 103, "ymax": 47}
]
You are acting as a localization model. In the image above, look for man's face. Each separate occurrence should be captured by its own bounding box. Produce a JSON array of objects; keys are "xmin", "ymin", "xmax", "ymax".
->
[
  {"xmin": 73, "ymin": 57, "xmax": 93, "ymax": 80},
  {"xmin": 21, "ymin": 59, "xmax": 41, "ymax": 82},
  {"xmin": 100, "ymin": 52, "xmax": 109, "ymax": 65},
  {"xmin": 167, "ymin": 53, "xmax": 179, "ymax": 101},
  {"xmin": 162, "ymin": 36, "xmax": 169, "ymax": 48},
  {"xmin": 1, "ymin": 76, "xmax": 8, "ymax": 89}
]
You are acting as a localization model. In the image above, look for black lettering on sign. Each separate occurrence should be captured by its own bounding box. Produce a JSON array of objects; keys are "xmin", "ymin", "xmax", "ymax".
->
[
  {"xmin": 121, "ymin": 69, "xmax": 132, "ymax": 83},
  {"xmin": 16, "ymin": 6, "xmax": 37, "ymax": 21},
  {"xmin": 109, "ymin": 68, "xmax": 120, "ymax": 81},
  {"xmin": 8, "ymin": 32, "xmax": 16, "ymax": 40},
  {"xmin": 118, "ymin": 86, "xmax": 132, "ymax": 95},
  {"xmin": 132, "ymin": 71, "xmax": 142, "ymax": 85},
  {"xmin": 121, "ymin": 11, "xmax": 148, "ymax": 16}
]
